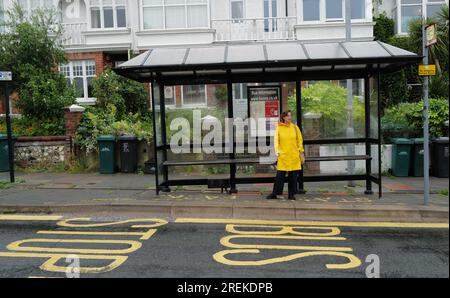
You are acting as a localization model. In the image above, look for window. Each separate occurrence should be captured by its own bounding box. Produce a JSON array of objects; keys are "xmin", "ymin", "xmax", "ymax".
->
[
  {"xmin": 182, "ymin": 85, "xmax": 207, "ymax": 106},
  {"xmin": 326, "ymin": 0, "xmax": 343, "ymax": 20},
  {"xmin": 397, "ymin": 0, "xmax": 446, "ymax": 34},
  {"xmin": 89, "ymin": 0, "xmax": 127, "ymax": 29},
  {"xmin": 17, "ymin": 0, "xmax": 54, "ymax": 12},
  {"xmin": 142, "ymin": 0, "xmax": 209, "ymax": 30},
  {"xmin": 303, "ymin": 0, "xmax": 320, "ymax": 21},
  {"xmin": 400, "ymin": 0, "xmax": 422, "ymax": 33},
  {"xmin": 231, "ymin": 0, "xmax": 244, "ymax": 19},
  {"xmin": 60, "ymin": 60, "xmax": 97, "ymax": 103},
  {"xmin": 351, "ymin": 0, "xmax": 365, "ymax": 19}
]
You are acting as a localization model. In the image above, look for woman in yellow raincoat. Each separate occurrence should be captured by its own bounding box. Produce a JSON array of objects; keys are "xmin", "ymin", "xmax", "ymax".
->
[{"xmin": 266, "ymin": 110, "xmax": 305, "ymax": 200}]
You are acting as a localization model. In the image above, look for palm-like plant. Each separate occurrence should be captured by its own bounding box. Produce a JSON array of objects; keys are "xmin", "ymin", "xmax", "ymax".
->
[{"xmin": 407, "ymin": 4, "xmax": 449, "ymax": 74}]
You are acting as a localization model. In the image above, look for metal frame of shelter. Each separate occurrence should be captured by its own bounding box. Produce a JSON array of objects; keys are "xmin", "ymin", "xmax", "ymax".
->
[{"xmin": 114, "ymin": 41, "xmax": 421, "ymax": 198}]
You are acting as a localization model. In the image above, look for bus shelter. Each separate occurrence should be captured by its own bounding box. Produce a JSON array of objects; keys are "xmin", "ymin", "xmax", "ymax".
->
[{"xmin": 114, "ymin": 41, "xmax": 421, "ymax": 197}]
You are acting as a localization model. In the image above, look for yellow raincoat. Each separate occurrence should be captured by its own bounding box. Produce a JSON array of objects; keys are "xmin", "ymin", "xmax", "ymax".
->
[{"xmin": 274, "ymin": 122, "xmax": 305, "ymax": 171}]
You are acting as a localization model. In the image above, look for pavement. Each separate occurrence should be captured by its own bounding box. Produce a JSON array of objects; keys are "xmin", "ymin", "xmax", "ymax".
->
[{"xmin": 0, "ymin": 172, "xmax": 448, "ymax": 223}]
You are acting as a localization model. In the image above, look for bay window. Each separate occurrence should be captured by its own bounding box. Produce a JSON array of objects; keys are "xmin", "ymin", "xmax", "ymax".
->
[
  {"xmin": 326, "ymin": 0, "xmax": 343, "ymax": 20},
  {"xmin": 60, "ymin": 60, "xmax": 97, "ymax": 103},
  {"xmin": 89, "ymin": 0, "xmax": 127, "ymax": 29},
  {"xmin": 142, "ymin": 0, "xmax": 209, "ymax": 30},
  {"xmin": 301, "ymin": 0, "xmax": 367, "ymax": 22},
  {"xmin": 231, "ymin": 0, "xmax": 244, "ymax": 19},
  {"xmin": 303, "ymin": 0, "xmax": 320, "ymax": 21},
  {"xmin": 351, "ymin": 0, "xmax": 365, "ymax": 19}
]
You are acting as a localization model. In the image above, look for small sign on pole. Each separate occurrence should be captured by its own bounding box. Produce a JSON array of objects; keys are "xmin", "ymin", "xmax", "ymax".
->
[
  {"xmin": 419, "ymin": 64, "xmax": 436, "ymax": 76},
  {"xmin": 425, "ymin": 24, "xmax": 437, "ymax": 47},
  {"xmin": 0, "ymin": 71, "xmax": 12, "ymax": 81}
]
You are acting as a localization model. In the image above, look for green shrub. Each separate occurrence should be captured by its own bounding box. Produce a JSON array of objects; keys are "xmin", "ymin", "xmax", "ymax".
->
[
  {"xmin": 93, "ymin": 68, "xmax": 149, "ymax": 119},
  {"xmin": 382, "ymin": 98, "xmax": 449, "ymax": 141},
  {"xmin": 287, "ymin": 82, "xmax": 365, "ymax": 138},
  {"xmin": 0, "ymin": 116, "xmax": 66, "ymax": 136},
  {"xmin": 374, "ymin": 14, "xmax": 395, "ymax": 42},
  {"xmin": 75, "ymin": 104, "xmax": 153, "ymax": 153}
]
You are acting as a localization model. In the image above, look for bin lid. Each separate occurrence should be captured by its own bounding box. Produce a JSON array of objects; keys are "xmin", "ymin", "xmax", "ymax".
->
[
  {"xmin": 413, "ymin": 138, "xmax": 424, "ymax": 144},
  {"xmin": 118, "ymin": 135, "xmax": 137, "ymax": 141},
  {"xmin": 0, "ymin": 134, "xmax": 17, "ymax": 140},
  {"xmin": 433, "ymin": 137, "xmax": 449, "ymax": 144},
  {"xmin": 391, "ymin": 138, "xmax": 413, "ymax": 144},
  {"xmin": 97, "ymin": 135, "xmax": 115, "ymax": 141}
]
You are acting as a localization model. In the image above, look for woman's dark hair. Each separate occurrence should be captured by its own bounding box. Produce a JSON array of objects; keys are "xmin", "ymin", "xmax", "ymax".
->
[{"xmin": 280, "ymin": 110, "xmax": 292, "ymax": 123}]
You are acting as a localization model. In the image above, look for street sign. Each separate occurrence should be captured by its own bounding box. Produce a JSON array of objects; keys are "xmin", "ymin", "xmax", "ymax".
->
[
  {"xmin": 425, "ymin": 24, "xmax": 437, "ymax": 47},
  {"xmin": 419, "ymin": 64, "xmax": 436, "ymax": 76},
  {"xmin": 0, "ymin": 71, "xmax": 12, "ymax": 81}
]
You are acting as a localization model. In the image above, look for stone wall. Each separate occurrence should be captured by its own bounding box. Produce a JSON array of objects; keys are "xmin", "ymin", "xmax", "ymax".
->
[{"xmin": 14, "ymin": 136, "xmax": 69, "ymax": 167}]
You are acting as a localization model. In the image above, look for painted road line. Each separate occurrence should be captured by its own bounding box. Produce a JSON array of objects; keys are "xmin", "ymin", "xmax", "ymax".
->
[
  {"xmin": 7, "ymin": 238, "xmax": 142, "ymax": 254},
  {"xmin": 0, "ymin": 215, "xmax": 63, "ymax": 221},
  {"xmin": 175, "ymin": 218, "xmax": 449, "ymax": 229},
  {"xmin": 37, "ymin": 229, "xmax": 158, "ymax": 241},
  {"xmin": 213, "ymin": 249, "xmax": 362, "ymax": 269},
  {"xmin": 0, "ymin": 251, "xmax": 128, "ymax": 273}
]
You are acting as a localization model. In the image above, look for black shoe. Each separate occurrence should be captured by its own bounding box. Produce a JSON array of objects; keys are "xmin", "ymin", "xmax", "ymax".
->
[
  {"xmin": 266, "ymin": 194, "xmax": 277, "ymax": 200},
  {"xmin": 288, "ymin": 195, "xmax": 296, "ymax": 201}
]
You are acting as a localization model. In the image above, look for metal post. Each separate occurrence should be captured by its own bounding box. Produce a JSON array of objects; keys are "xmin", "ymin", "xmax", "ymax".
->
[
  {"xmin": 159, "ymin": 80, "xmax": 170, "ymax": 193},
  {"xmin": 364, "ymin": 77, "xmax": 373, "ymax": 195},
  {"xmin": 377, "ymin": 74, "xmax": 383, "ymax": 198},
  {"xmin": 296, "ymin": 79, "xmax": 305, "ymax": 194},
  {"xmin": 3, "ymin": 83, "xmax": 15, "ymax": 183},
  {"xmin": 227, "ymin": 80, "xmax": 237, "ymax": 193},
  {"xmin": 422, "ymin": 25, "xmax": 430, "ymax": 205},
  {"xmin": 150, "ymin": 82, "xmax": 160, "ymax": 195},
  {"xmin": 345, "ymin": 0, "xmax": 355, "ymax": 187}
]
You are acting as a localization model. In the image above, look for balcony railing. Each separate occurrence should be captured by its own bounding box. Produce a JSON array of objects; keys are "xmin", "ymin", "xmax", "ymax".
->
[
  {"xmin": 61, "ymin": 23, "xmax": 87, "ymax": 46},
  {"xmin": 212, "ymin": 17, "xmax": 297, "ymax": 42}
]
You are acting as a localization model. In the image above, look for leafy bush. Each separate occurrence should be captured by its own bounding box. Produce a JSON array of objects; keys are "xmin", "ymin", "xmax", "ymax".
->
[
  {"xmin": 382, "ymin": 98, "xmax": 449, "ymax": 141},
  {"xmin": 374, "ymin": 14, "xmax": 395, "ymax": 42},
  {"xmin": 75, "ymin": 104, "xmax": 153, "ymax": 153},
  {"xmin": 0, "ymin": 116, "xmax": 66, "ymax": 136},
  {"xmin": 93, "ymin": 68, "xmax": 148, "ymax": 119},
  {"xmin": 287, "ymin": 82, "xmax": 365, "ymax": 138}
]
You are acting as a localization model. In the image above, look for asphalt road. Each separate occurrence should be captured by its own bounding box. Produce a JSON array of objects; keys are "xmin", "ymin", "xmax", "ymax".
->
[{"xmin": 0, "ymin": 215, "xmax": 448, "ymax": 278}]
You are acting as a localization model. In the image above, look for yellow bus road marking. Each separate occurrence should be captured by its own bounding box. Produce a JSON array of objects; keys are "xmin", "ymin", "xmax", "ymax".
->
[
  {"xmin": 0, "ymin": 215, "xmax": 63, "ymax": 221},
  {"xmin": 221, "ymin": 235, "xmax": 351, "ymax": 251},
  {"xmin": 28, "ymin": 276, "xmax": 63, "ymax": 278},
  {"xmin": 37, "ymin": 229, "xmax": 158, "ymax": 240},
  {"xmin": 7, "ymin": 238, "xmax": 142, "ymax": 254},
  {"xmin": 213, "ymin": 249, "xmax": 362, "ymax": 269},
  {"xmin": 175, "ymin": 218, "xmax": 449, "ymax": 229},
  {"xmin": 0, "ymin": 251, "xmax": 127, "ymax": 273},
  {"xmin": 226, "ymin": 225, "xmax": 341, "ymax": 236},
  {"xmin": 57, "ymin": 218, "xmax": 168, "ymax": 228}
]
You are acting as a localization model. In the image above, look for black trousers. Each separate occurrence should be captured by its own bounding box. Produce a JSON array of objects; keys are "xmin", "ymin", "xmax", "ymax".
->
[{"xmin": 272, "ymin": 171, "xmax": 299, "ymax": 197}]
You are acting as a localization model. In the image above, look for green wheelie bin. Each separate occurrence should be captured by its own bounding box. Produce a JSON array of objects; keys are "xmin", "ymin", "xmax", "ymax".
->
[
  {"xmin": 0, "ymin": 134, "xmax": 16, "ymax": 172},
  {"xmin": 391, "ymin": 138, "xmax": 413, "ymax": 177},
  {"xmin": 97, "ymin": 135, "xmax": 116, "ymax": 174}
]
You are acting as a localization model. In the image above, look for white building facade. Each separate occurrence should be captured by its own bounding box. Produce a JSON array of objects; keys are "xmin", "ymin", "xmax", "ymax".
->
[{"xmin": 0, "ymin": 0, "xmax": 377, "ymax": 105}]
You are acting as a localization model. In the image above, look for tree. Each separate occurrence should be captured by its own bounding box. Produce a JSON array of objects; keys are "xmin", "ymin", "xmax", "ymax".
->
[
  {"xmin": 0, "ymin": 2, "xmax": 75, "ymax": 121},
  {"xmin": 93, "ymin": 67, "xmax": 149, "ymax": 119}
]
